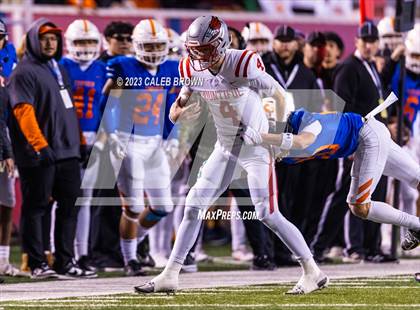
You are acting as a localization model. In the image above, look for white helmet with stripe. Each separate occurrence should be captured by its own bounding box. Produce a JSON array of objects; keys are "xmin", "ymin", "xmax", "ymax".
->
[
  {"xmin": 65, "ymin": 19, "xmax": 101, "ymax": 62},
  {"xmin": 132, "ymin": 19, "xmax": 169, "ymax": 66},
  {"xmin": 185, "ymin": 16, "xmax": 230, "ymax": 71},
  {"xmin": 377, "ymin": 17, "xmax": 403, "ymax": 51},
  {"xmin": 166, "ymin": 28, "xmax": 182, "ymax": 60},
  {"xmin": 241, "ymin": 22, "xmax": 273, "ymax": 54},
  {"xmin": 405, "ymin": 23, "xmax": 420, "ymax": 74}
]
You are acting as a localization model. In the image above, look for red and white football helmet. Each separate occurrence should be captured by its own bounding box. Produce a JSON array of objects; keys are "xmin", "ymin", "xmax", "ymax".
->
[{"xmin": 185, "ymin": 16, "xmax": 230, "ymax": 71}]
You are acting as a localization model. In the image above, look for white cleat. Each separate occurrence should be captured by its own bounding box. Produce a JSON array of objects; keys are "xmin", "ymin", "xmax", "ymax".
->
[
  {"xmin": 0, "ymin": 263, "xmax": 30, "ymax": 277},
  {"xmin": 286, "ymin": 271, "xmax": 329, "ymax": 295},
  {"xmin": 134, "ymin": 272, "xmax": 178, "ymax": 294}
]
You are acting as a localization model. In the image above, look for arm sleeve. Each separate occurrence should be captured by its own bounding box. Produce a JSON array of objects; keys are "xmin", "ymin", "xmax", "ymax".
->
[
  {"xmin": 101, "ymin": 90, "xmax": 120, "ymax": 134},
  {"xmin": 13, "ymin": 103, "xmax": 48, "ymax": 152},
  {"xmin": 105, "ymin": 58, "xmax": 121, "ymax": 81},
  {"xmin": 163, "ymin": 85, "xmax": 181, "ymax": 140}
]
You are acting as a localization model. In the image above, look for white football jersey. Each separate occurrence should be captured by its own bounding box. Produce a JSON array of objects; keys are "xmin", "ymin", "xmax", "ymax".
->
[{"xmin": 179, "ymin": 49, "xmax": 278, "ymax": 147}]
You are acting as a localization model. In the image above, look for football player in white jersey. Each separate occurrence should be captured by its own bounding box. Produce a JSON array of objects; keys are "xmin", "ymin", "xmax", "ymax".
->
[{"xmin": 135, "ymin": 15, "xmax": 328, "ymax": 295}]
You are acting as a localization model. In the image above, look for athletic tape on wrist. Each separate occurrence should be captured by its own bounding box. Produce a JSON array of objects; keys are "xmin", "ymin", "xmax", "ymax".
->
[{"xmin": 280, "ymin": 133, "xmax": 293, "ymax": 150}]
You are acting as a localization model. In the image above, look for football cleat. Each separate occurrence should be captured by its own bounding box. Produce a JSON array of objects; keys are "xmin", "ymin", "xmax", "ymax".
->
[
  {"xmin": 286, "ymin": 272, "xmax": 329, "ymax": 295},
  {"xmin": 134, "ymin": 273, "xmax": 178, "ymax": 294},
  {"xmin": 401, "ymin": 229, "xmax": 420, "ymax": 251},
  {"xmin": 415, "ymin": 273, "xmax": 420, "ymax": 283},
  {"xmin": 125, "ymin": 259, "xmax": 147, "ymax": 276}
]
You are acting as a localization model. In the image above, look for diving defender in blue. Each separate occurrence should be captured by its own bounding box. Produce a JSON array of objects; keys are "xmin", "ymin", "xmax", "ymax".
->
[
  {"xmin": 243, "ymin": 92, "xmax": 420, "ymax": 252},
  {"xmin": 101, "ymin": 19, "xmax": 178, "ymax": 276}
]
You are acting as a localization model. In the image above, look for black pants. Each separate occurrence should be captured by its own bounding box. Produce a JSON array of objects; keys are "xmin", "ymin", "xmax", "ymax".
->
[
  {"xmin": 89, "ymin": 143, "xmax": 123, "ymax": 268},
  {"xmin": 345, "ymin": 175, "xmax": 387, "ymax": 257},
  {"xmin": 19, "ymin": 158, "xmax": 81, "ymax": 270},
  {"xmin": 229, "ymin": 185, "xmax": 274, "ymax": 259},
  {"xmin": 271, "ymin": 162, "xmax": 301, "ymax": 262},
  {"xmin": 292, "ymin": 160, "xmax": 337, "ymax": 244}
]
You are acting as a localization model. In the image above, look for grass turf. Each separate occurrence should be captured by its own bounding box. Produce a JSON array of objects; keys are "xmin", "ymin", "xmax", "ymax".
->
[{"xmin": 1, "ymin": 276, "xmax": 419, "ymax": 310}]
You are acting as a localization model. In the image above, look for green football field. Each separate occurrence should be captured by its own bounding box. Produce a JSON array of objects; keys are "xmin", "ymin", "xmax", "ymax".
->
[{"xmin": 1, "ymin": 275, "xmax": 419, "ymax": 310}]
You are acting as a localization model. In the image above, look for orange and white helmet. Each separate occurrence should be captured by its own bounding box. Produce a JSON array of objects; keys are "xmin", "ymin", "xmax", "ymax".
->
[
  {"xmin": 132, "ymin": 19, "xmax": 169, "ymax": 66},
  {"xmin": 166, "ymin": 28, "xmax": 182, "ymax": 60},
  {"xmin": 405, "ymin": 23, "xmax": 420, "ymax": 74},
  {"xmin": 377, "ymin": 17, "xmax": 403, "ymax": 51},
  {"xmin": 65, "ymin": 19, "xmax": 101, "ymax": 62},
  {"xmin": 241, "ymin": 22, "xmax": 273, "ymax": 54}
]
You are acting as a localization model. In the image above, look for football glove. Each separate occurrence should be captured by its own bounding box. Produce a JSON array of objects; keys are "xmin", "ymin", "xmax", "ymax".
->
[{"xmin": 108, "ymin": 133, "xmax": 127, "ymax": 160}]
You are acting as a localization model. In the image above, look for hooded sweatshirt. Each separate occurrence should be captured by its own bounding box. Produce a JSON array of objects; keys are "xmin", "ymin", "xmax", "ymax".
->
[{"xmin": 8, "ymin": 18, "xmax": 81, "ymax": 167}]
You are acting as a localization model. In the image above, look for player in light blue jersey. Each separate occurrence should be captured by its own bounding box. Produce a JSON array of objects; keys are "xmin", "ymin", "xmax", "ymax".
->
[
  {"xmin": 61, "ymin": 19, "xmax": 107, "ymax": 276},
  {"xmin": 243, "ymin": 93, "xmax": 420, "ymax": 254},
  {"xmin": 101, "ymin": 19, "xmax": 179, "ymax": 276}
]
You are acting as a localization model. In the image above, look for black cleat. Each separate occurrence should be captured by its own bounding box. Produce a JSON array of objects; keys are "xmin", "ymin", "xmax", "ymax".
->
[
  {"xmin": 134, "ymin": 281, "xmax": 176, "ymax": 295},
  {"xmin": 134, "ymin": 281, "xmax": 155, "ymax": 293},
  {"xmin": 251, "ymin": 255, "xmax": 277, "ymax": 271},
  {"xmin": 415, "ymin": 273, "xmax": 420, "ymax": 283},
  {"xmin": 77, "ymin": 256, "xmax": 98, "ymax": 273},
  {"xmin": 401, "ymin": 229, "xmax": 420, "ymax": 251},
  {"xmin": 181, "ymin": 253, "xmax": 197, "ymax": 273},
  {"xmin": 125, "ymin": 260, "xmax": 147, "ymax": 276}
]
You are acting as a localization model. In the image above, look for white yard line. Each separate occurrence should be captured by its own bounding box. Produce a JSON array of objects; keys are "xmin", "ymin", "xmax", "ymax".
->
[{"xmin": 0, "ymin": 259, "xmax": 418, "ymax": 302}]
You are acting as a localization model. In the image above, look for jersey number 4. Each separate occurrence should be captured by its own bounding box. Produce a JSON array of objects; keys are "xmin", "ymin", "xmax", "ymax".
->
[{"xmin": 220, "ymin": 100, "xmax": 240, "ymax": 126}]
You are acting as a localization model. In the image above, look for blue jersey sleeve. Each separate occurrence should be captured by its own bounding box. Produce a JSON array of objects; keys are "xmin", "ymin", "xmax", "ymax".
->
[
  {"xmin": 162, "ymin": 62, "xmax": 180, "ymax": 140},
  {"xmin": 106, "ymin": 56, "xmax": 125, "ymax": 81}
]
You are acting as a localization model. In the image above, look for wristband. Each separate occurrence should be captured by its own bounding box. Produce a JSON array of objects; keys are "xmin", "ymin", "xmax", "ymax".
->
[{"xmin": 280, "ymin": 133, "xmax": 293, "ymax": 150}]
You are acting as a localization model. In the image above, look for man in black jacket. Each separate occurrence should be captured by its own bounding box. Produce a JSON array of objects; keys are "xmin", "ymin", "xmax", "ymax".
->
[
  {"xmin": 262, "ymin": 25, "xmax": 323, "ymax": 266},
  {"xmin": 8, "ymin": 19, "xmax": 95, "ymax": 279}
]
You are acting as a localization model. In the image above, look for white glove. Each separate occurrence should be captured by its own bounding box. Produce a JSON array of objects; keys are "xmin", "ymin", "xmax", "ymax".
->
[
  {"xmin": 241, "ymin": 126, "xmax": 263, "ymax": 146},
  {"xmin": 163, "ymin": 139, "xmax": 179, "ymax": 159},
  {"xmin": 108, "ymin": 133, "xmax": 127, "ymax": 160}
]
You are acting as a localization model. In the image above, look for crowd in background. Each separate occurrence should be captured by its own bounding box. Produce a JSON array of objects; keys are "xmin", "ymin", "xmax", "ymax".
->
[{"xmin": 0, "ymin": 13, "xmax": 419, "ymax": 281}]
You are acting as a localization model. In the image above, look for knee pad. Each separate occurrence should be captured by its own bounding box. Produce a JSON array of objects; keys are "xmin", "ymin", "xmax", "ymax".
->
[{"xmin": 144, "ymin": 206, "xmax": 170, "ymax": 222}]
